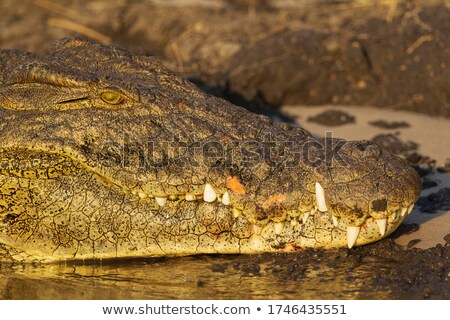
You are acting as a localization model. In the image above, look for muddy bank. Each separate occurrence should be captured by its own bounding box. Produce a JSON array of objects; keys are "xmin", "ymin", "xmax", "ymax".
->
[
  {"xmin": 1, "ymin": 0, "xmax": 449, "ymax": 116},
  {"xmin": 0, "ymin": 238, "xmax": 448, "ymax": 299}
]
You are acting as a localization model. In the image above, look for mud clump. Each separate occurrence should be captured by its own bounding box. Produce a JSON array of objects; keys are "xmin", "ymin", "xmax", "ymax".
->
[
  {"xmin": 307, "ymin": 109, "xmax": 355, "ymax": 126},
  {"xmin": 417, "ymin": 188, "xmax": 450, "ymax": 213},
  {"xmin": 369, "ymin": 120, "xmax": 410, "ymax": 129}
]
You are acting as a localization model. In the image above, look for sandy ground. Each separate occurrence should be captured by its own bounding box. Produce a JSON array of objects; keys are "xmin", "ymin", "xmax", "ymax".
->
[{"xmin": 282, "ymin": 105, "xmax": 450, "ymax": 249}]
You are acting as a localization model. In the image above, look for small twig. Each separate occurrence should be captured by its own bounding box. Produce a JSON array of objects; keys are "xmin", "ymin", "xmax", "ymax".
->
[
  {"xmin": 406, "ymin": 34, "xmax": 433, "ymax": 54},
  {"xmin": 47, "ymin": 18, "xmax": 111, "ymax": 44}
]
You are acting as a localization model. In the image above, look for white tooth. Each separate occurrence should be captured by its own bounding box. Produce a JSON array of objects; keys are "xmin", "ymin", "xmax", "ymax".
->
[
  {"xmin": 332, "ymin": 216, "xmax": 339, "ymax": 227},
  {"xmin": 155, "ymin": 197, "xmax": 167, "ymax": 207},
  {"xmin": 185, "ymin": 194, "xmax": 196, "ymax": 201},
  {"xmin": 401, "ymin": 207, "xmax": 407, "ymax": 217},
  {"xmin": 376, "ymin": 218, "xmax": 387, "ymax": 236},
  {"xmin": 290, "ymin": 217, "xmax": 298, "ymax": 226},
  {"xmin": 407, "ymin": 204, "xmax": 414, "ymax": 214},
  {"xmin": 389, "ymin": 212, "xmax": 397, "ymax": 221},
  {"xmin": 253, "ymin": 224, "xmax": 263, "ymax": 235},
  {"xmin": 302, "ymin": 212, "xmax": 310, "ymax": 223},
  {"xmin": 138, "ymin": 192, "xmax": 148, "ymax": 199},
  {"xmin": 203, "ymin": 183, "xmax": 217, "ymax": 203},
  {"xmin": 232, "ymin": 208, "xmax": 241, "ymax": 218},
  {"xmin": 347, "ymin": 226, "xmax": 360, "ymax": 249},
  {"xmin": 222, "ymin": 191, "xmax": 231, "ymax": 206},
  {"xmin": 274, "ymin": 222, "xmax": 284, "ymax": 235},
  {"xmin": 315, "ymin": 182, "xmax": 328, "ymax": 212}
]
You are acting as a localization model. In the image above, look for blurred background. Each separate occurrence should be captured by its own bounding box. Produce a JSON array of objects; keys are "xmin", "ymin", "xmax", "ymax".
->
[{"xmin": 1, "ymin": 0, "xmax": 449, "ymax": 117}]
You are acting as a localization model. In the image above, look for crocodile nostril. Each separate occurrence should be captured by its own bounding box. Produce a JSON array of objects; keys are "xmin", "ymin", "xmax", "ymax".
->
[
  {"xmin": 354, "ymin": 141, "xmax": 381, "ymax": 157},
  {"xmin": 356, "ymin": 141, "xmax": 371, "ymax": 152}
]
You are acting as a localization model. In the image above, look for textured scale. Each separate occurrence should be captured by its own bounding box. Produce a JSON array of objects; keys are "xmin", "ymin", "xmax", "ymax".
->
[{"xmin": 0, "ymin": 38, "xmax": 421, "ymax": 262}]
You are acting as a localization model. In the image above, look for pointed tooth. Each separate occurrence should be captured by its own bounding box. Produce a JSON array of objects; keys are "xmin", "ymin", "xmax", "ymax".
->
[
  {"xmin": 203, "ymin": 183, "xmax": 217, "ymax": 203},
  {"xmin": 253, "ymin": 224, "xmax": 263, "ymax": 235},
  {"xmin": 407, "ymin": 204, "xmax": 414, "ymax": 214},
  {"xmin": 389, "ymin": 212, "xmax": 397, "ymax": 222},
  {"xmin": 347, "ymin": 226, "xmax": 360, "ymax": 249},
  {"xmin": 290, "ymin": 217, "xmax": 298, "ymax": 226},
  {"xmin": 232, "ymin": 208, "xmax": 241, "ymax": 218},
  {"xmin": 332, "ymin": 216, "xmax": 339, "ymax": 227},
  {"xmin": 274, "ymin": 222, "xmax": 284, "ymax": 235},
  {"xmin": 185, "ymin": 194, "xmax": 196, "ymax": 201},
  {"xmin": 155, "ymin": 196, "xmax": 167, "ymax": 207},
  {"xmin": 315, "ymin": 182, "xmax": 328, "ymax": 212},
  {"xmin": 138, "ymin": 192, "xmax": 148, "ymax": 199},
  {"xmin": 222, "ymin": 191, "xmax": 231, "ymax": 206},
  {"xmin": 376, "ymin": 218, "xmax": 387, "ymax": 236},
  {"xmin": 302, "ymin": 211, "xmax": 310, "ymax": 224},
  {"xmin": 401, "ymin": 207, "xmax": 407, "ymax": 217}
]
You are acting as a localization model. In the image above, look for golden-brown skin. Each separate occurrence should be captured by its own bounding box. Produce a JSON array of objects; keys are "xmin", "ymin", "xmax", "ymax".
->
[{"xmin": 0, "ymin": 38, "xmax": 420, "ymax": 262}]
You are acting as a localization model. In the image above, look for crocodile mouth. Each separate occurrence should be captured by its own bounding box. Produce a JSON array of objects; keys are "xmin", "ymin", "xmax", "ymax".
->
[
  {"xmin": 0, "ymin": 146, "xmax": 417, "ymax": 256},
  {"xmin": 122, "ymin": 180, "xmax": 416, "ymax": 249}
]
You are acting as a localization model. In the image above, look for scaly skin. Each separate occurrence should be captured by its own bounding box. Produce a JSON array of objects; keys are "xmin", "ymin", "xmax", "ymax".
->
[{"xmin": 0, "ymin": 38, "xmax": 420, "ymax": 262}]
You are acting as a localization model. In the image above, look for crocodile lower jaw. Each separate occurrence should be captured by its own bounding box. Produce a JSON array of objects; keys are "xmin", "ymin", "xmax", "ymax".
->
[{"xmin": 130, "ymin": 181, "xmax": 415, "ymax": 249}]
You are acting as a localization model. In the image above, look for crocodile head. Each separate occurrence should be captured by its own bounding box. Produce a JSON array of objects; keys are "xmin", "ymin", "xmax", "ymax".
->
[{"xmin": 0, "ymin": 38, "xmax": 420, "ymax": 262}]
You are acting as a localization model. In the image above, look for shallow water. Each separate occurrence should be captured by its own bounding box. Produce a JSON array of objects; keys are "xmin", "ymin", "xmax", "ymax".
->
[{"xmin": 0, "ymin": 250, "xmax": 430, "ymax": 299}]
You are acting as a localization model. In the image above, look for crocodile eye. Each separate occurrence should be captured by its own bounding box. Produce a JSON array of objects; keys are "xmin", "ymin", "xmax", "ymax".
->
[{"xmin": 100, "ymin": 91, "xmax": 123, "ymax": 105}]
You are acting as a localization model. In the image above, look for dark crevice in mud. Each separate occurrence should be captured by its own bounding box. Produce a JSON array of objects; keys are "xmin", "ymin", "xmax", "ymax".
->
[{"xmin": 355, "ymin": 39, "xmax": 373, "ymax": 72}]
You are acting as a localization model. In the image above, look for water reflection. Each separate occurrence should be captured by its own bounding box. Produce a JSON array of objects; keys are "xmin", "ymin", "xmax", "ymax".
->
[{"xmin": 0, "ymin": 252, "xmax": 409, "ymax": 299}]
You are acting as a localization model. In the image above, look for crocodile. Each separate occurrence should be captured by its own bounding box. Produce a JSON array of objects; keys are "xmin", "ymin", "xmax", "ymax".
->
[{"xmin": 0, "ymin": 38, "xmax": 420, "ymax": 262}]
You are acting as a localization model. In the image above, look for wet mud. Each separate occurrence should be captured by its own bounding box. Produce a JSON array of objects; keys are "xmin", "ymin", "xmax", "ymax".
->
[{"xmin": 0, "ymin": 238, "xmax": 447, "ymax": 299}]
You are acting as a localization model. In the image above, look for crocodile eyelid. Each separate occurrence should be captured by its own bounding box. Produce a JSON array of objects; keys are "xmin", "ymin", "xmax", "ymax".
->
[{"xmin": 100, "ymin": 91, "xmax": 124, "ymax": 105}]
